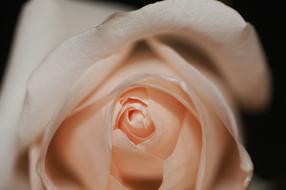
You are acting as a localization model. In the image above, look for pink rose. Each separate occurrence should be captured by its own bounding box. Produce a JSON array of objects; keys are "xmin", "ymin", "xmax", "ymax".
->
[{"xmin": 0, "ymin": 0, "xmax": 270, "ymax": 189}]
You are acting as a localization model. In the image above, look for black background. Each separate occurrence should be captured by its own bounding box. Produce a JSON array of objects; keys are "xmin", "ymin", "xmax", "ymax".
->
[{"xmin": 1, "ymin": 0, "xmax": 285, "ymax": 188}]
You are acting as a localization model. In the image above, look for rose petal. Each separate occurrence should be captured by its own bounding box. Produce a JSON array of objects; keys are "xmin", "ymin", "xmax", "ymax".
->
[
  {"xmin": 114, "ymin": 87, "xmax": 154, "ymax": 144},
  {"xmin": 160, "ymin": 112, "xmax": 202, "ymax": 190},
  {"xmin": 35, "ymin": 70, "xmax": 190, "ymax": 187},
  {"xmin": 0, "ymin": 0, "xmax": 129, "ymax": 188},
  {"xmin": 148, "ymin": 40, "xmax": 242, "ymax": 143},
  {"xmin": 109, "ymin": 75, "xmax": 198, "ymax": 160},
  {"xmin": 19, "ymin": 43, "xmax": 131, "ymax": 147},
  {"xmin": 2, "ymin": 0, "xmax": 267, "ymax": 188},
  {"xmin": 1, "ymin": 0, "xmax": 129, "ymax": 146},
  {"xmin": 140, "ymin": 87, "xmax": 186, "ymax": 159},
  {"xmin": 107, "ymin": 175, "xmax": 128, "ymax": 190},
  {"xmin": 148, "ymin": 40, "xmax": 253, "ymax": 189},
  {"xmin": 17, "ymin": 0, "xmax": 270, "ymax": 153},
  {"xmin": 85, "ymin": 45, "xmax": 178, "ymax": 102},
  {"xmin": 89, "ymin": 0, "xmax": 270, "ymax": 110},
  {"xmin": 29, "ymin": 142, "xmax": 44, "ymax": 190},
  {"xmin": 111, "ymin": 129, "xmax": 163, "ymax": 190},
  {"xmin": 197, "ymin": 101, "xmax": 248, "ymax": 190},
  {"xmin": 40, "ymin": 99, "xmax": 114, "ymax": 190}
]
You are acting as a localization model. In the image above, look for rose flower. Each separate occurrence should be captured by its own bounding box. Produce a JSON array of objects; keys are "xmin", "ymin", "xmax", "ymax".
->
[{"xmin": 0, "ymin": 0, "xmax": 271, "ymax": 189}]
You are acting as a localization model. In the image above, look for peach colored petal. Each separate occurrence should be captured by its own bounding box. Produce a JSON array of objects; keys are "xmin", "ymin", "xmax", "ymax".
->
[
  {"xmin": 115, "ymin": 90, "xmax": 155, "ymax": 144},
  {"xmin": 0, "ymin": 0, "xmax": 129, "ymax": 186},
  {"xmin": 19, "ymin": 44, "xmax": 131, "ymax": 148},
  {"xmin": 82, "ymin": 46, "xmax": 178, "ymax": 105},
  {"xmin": 140, "ymin": 87, "xmax": 186, "ymax": 159},
  {"xmin": 29, "ymin": 142, "xmax": 45, "ymax": 190},
  {"xmin": 16, "ymin": 0, "xmax": 270, "ymax": 155},
  {"xmin": 85, "ymin": 0, "xmax": 270, "ymax": 110},
  {"xmin": 157, "ymin": 36, "xmax": 238, "ymax": 111},
  {"xmin": 117, "ymin": 107, "xmax": 155, "ymax": 144},
  {"xmin": 1, "ymin": 0, "xmax": 268, "ymax": 189},
  {"xmin": 159, "ymin": 113, "xmax": 202, "ymax": 190},
  {"xmin": 35, "ymin": 76, "xmax": 187, "ymax": 188},
  {"xmin": 107, "ymin": 176, "xmax": 128, "ymax": 190},
  {"xmin": 39, "ymin": 99, "xmax": 114, "ymax": 190},
  {"xmin": 111, "ymin": 129, "xmax": 163, "ymax": 190},
  {"xmin": 148, "ymin": 40, "xmax": 242, "ymax": 143},
  {"xmin": 108, "ymin": 75, "xmax": 198, "ymax": 160},
  {"xmin": 197, "ymin": 101, "xmax": 247, "ymax": 190},
  {"xmin": 113, "ymin": 84, "xmax": 187, "ymax": 159},
  {"xmin": 148, "ymin": 40, "xmax": 253, "ymax": 189}
]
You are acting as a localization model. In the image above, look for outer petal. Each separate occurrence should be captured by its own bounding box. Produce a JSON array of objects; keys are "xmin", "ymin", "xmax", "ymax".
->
[
  {"xmin": 40, "ymin": 99, "xmax": 114, "ymax": 190},
  {"xmin": 84, "ymin": 0, "xmax": 270, "ymax": 110},
  {"xmin": 0, "ymin": 0, "xmax": 129, "ymax": 134},
  {"xmin": 1, "ymin": 0, "xmax": 268, "ymax": 188},
  {"xmin": 0, "ymin": 0, "xmax": 129, "ymax": 188},
  {"xmin": 159, "ymin": 112, "xmax": 202, "ymax": 190},
  {"xmin": 16, "ymin": 0, "xmax": 269, "ymax": 149},
  {"xmin": 29, "ymin": 141, "xmax": 45, "ymax": 190},
  {"xmin": 13, "ymin": 0, "xmax": 270, "ymax": 153},
  {"xmin": 149, "ymin": 40, "xmax": 253, "ymax": 189}
]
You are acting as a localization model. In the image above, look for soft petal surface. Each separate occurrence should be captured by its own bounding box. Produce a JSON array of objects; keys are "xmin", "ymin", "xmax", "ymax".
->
[
  {"xmin": 107, "ymin": 176, "xmax": 128, "ymax": 190},
  {"xmin": 159, "ymin": 112, "xmax": 202, "ymax": 190},
  {"xmin": 39, "ymin": 99, "xmax": 114, "ymax": 190},
  {"xmin": 0, "ymin": 0, "xmax": 267, "ymax": 189},
  {"xmin": 198, "ymin": 101, "xmax": 247, "ymax": 190},
  {"xmin": 29, "ymin": 141, "xmax": 44, "ymax": 190},
  {"xmin": 111, "ymin": 130, "xmax": 163, "ymax": 190},
  {"xmin": 17, "ymin": 0, "xmax": 270, "ymax": 154},
  {"xmin": 29, "ymin": 39, "xmax": 253, "ymax": 189},
  {"xmin": 142, "ymin": 88, "xmax": 186, "ymax": 159},
  {"xmin": 148, "ymin": 40, "xmax": 253, "ymax": 189},
  {"xmin": 114, "ymin": 86, "xmax": 187, "ymax": 159},
  {"xmin": 0, "ymin": 0, "xmax": 129, "ymax": 188}
]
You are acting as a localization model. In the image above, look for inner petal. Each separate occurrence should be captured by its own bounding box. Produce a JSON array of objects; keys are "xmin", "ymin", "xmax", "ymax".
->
[
  {"xmin": 128, "ymin": 110, "xmax": 144, "ymax": 127},
  {"xmin": 111, "ymin": 129, "xmax": 163, "ymax": 190},
  {"xmin": 127, "ymin": 109, "xmax": 153, "ymax": 138},
  {"xmin": 109, "ymin": 77, "xmax": 201, "ymax": 189},
  {"xmin": 159, "ymin": 112, "xmax": 202, "ymax": 190},
  {"xmin": 138, "ymin": 87, "xmax": 187, "ymax": 159},
  {"xmin": 116, "ymin": 88, "xmax": 155, "ymax": 144},
  {"xmin": 43, "ymin": 100, "xmax": 112, "ymax": 190},
  {"xmin": 118, "ymin": 106, "xmax": 155, "ymax": 144}
]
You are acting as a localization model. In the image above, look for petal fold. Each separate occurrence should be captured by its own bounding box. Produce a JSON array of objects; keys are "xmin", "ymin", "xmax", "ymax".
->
[
  {"xmin": 39, "ymin": 99, "xmax": 114, "ymax": 190},
  {"xmin": 111, "ymin": 129, "xmax": 163, "ymax": 190}
]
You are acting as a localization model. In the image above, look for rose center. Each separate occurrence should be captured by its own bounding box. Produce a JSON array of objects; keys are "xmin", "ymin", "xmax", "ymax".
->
[
  {"xmin": 126, "ymin": 109, "xmax": 153, "ymax": 138},
  {"xmin": 117, "ymin": 99, "xmax": 155, "ymax": 144}
]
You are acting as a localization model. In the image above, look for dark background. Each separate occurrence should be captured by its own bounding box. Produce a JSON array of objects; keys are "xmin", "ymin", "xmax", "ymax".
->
[{"xmin": 1, "ymin": 0, "xmax": 285, "ymax": 189}]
